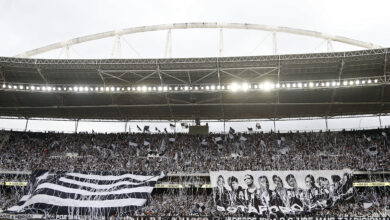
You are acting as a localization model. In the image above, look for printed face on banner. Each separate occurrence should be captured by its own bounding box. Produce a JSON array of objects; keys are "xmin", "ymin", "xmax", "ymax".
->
[{"xmin": 210, "ymin": 170, "xmax": 353, "ymax": 217}]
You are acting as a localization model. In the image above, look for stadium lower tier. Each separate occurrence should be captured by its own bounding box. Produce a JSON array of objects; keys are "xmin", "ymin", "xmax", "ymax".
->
[
  {"xmin": 0, "ymin": 170, "xmax": 389, "ymax": 218},
  {"xmin": 0, "ymin": 186, "xmax": 389, "ymax": 217},
  {"xmin": 0, "ymin": 129, "xmax": 389, "ymax": 218}
]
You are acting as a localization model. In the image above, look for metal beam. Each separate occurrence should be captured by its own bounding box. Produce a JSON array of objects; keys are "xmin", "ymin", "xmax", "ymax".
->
[
  {"xmin": 326, "ymin": 59, "xmax": 345, "ymax": 117},
  {"xmin": 97, "ymin": 69, "xmax": 106, "ymax": 86},
  {"xmin": 327, "ymin": 39, "xmax": 334, "ymax": 52},
  {"xmin": 122, "ymin": 37, "xmax": 142, "ymax": 58},
  {"xmin": 250, "ymin": 67, "xmax": 278, "ymax": 80},
  {"xmin": 134, "ymin": 71, "xmax": 157, "ymax": 84},
  {"xmin": 219, "ymin": 28, "xmax": 223, "ymax": 57},
  {"xmin": 219, "ymin": 69, "xmax": 245, "ymax": 81},
  {"xmin": 191, "ymin": 70, "xmax": 217, "ymax": 84},
  {"xmin": 164, "ymin": 29, "xmax": 172, "ymax": 58},
  {"xmin": 100, "ymin": 71, "xmax": 132, "ymax": 84},
  {"xmin": 216, "ymin": 58, "xmax": 225, "ymax": 119},
  {"xmin": 35, "ymin": 66, "xmax": 48, "ymax": 84},
  {"xmin": 1, "ymin": 102, "xmax": 387, "ymax": 109},
  {"xmin": 380, "ymin": 51, "xmax": 388, "ymax": 113},
  {"xmin": 0, "ymin": 65, "xmax": 5, "ymax": 83},
  {"xmin": 15, "ymin": 22, "xmax": 382, "ymax": 58},
  {"xmin": 156, "ymin": 62, "xmax": 173, "ymax": 119},
  {"xmin": 160, "ymin": 71, "xmax": 188, "ymax": 84},
  {"xmin": 110, "ymin": 35, "xmax": 121, "ymax": 58},
  {"xmin": 273, "ymin": 32, "xmax": 277, "ymax": 55}
]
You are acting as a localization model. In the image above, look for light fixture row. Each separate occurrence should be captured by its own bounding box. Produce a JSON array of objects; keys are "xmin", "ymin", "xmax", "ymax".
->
[{"xmin": 0, "ymin": 78, "xmax": 382, "ymax": 94}]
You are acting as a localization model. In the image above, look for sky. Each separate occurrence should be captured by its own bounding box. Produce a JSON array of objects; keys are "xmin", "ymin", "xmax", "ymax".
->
[
  {"xmin": 1, "ymin": 0, "xmax": 389, "ymax": 58},
  {"xmin": 0, "ymin": 0, "xmax": 389, "ymax": 132}
]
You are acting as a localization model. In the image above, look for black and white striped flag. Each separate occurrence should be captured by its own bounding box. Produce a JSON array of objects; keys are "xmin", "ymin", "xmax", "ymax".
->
[{"xmin": 8, "ymin": 170, "xmax": 164, "ymax": 216}]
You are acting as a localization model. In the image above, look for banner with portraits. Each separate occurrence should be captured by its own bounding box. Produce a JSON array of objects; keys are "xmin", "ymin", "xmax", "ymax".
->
[{"xmin": 210, "ymin": 170, "xmax": 353, "ymax": 217}]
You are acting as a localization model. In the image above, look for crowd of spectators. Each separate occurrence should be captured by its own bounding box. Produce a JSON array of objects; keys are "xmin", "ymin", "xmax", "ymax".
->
[
  {"xmin": 0, "ymin": 128, "xmax": 389, "ymax": 172},
  {"xmin": 0, "ymin": 128, "xmax": 389, "ymax": 216}
]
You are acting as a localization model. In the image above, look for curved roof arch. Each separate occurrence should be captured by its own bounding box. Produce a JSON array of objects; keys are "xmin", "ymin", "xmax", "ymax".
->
[{"xmin": 15, "ymin": 22, "xmax": 382, "ymax": 58}]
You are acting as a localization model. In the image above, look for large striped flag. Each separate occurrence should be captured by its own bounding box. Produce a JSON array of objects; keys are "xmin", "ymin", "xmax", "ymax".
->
[{"xmin": 7, "ymin": 170, "xmax": 164, "ymax": 216}]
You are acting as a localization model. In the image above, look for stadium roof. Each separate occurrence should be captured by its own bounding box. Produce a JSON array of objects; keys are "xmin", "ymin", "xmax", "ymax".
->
[{"xmin": 0, "ymin": 48, "xmax": 389, "ymax": 121}]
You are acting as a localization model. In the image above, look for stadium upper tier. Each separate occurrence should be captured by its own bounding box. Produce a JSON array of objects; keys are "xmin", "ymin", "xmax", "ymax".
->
[{"xmin": 0, "ymin": 48, "xmax": 389, "ymax": 120}]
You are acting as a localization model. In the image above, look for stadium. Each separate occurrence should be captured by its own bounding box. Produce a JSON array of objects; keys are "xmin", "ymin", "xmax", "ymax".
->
[{"xmin": 0, "ymin": 1, "xmax": 390, "ymax": 219}]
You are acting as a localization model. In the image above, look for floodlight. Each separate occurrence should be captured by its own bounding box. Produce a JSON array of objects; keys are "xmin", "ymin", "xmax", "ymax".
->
[
  {"xmin": 116, "ymin": 87, "xmax": 120, "ymax": 91},
  {"xmin": 276, "ymin": 83, "xmax": 280, "ymax": 88},
  {"xmin": 367, "ymin": 79, "xmax": 372, "ymax": 84},
  {"xmin": 221, "ymin": 85, "xmax": 225, "ymax": 89},
  {"xmin": 292, "ymin": 83, "xmax": 297, "ymax": 88},
  {"xmin": 303, "ymin": 83, "xmax": 308, "ymax": 87},
  {"xmin": 79, "ymin": 87, "xmax": 84, "ymax": 92},
  {"xmin": 8, "ymin": 85, "xmax": 12, "ymax": 89},
  {"xmin": 309, "ymin": 82, "xmax": 314, "ymax": 88},
  {"xmin": 184, "ymin": 86, "xmax": 189, "ymax": 91},
  {"xmin": 325, "ymin": 82, "xmax": 330, "ymax": 87},
  {"xmin": 263, "ymin": 82, "xmax": 274, "ymax": 91},
  {"xmin": 2, "ymin": 84, "xmax": 5, "ymax": 88},
  {"xmin": 241, "ymin": 83, "xmax": 249, "ymax": 91},
  {"xmin": 343, "ymin": 81, "xmax": 348, "ymax": 86},
  {"xmin": 286, "ymin": 83, "xmax": 291, "ymax": 88},
  {"xmin": 217, "ymin": 85, "xmax": 221, "ymax": 90},
  {"xmin": 210, "ymin": 85, "xmax": 215, "ymax": 90},
  {"xmin": 158, "ymin": 86, "xmax": 162, "ymax": 91},
  {"xmin": 142, "ymin": 86, "xmax": 147, "ymax": 92},
  {"xmin": 153, "ymin": 87, "xmax": 157, "ymax": 91},
  {"xmin": 355, "ymin": 80, "xmax": 360, "ymax": 85},
  {"xmin": 13, "ymin": 85, "xmax": 17, "ymax": 89},
  {"xmin": 297, "ymin": 83, "xmax": 302, "ymax": 88},
  {"xmin": 374, "ymin": 79, "xmax": 378, "ymax": 83},
  {"xmin": 42, "ymin": 86, "xmax": 47, "ymax": 91},
  {"xmin": 194, "ymin": 86, "xmax": 199, "ymax": 90},
  {"xmin": 19, "ymin": 85, "xmax": 24, "ymax": 89},
  {"xmin": 58, "ymin": 87, "xmax": 62, "ymax": 91},
  {"xmin": 63, "ymin": 87, "xmax": 67, "ymax": 91},
  {"xmin": 163, "ymin": 86, "xmax": 168, "ymax": 91},
  {"xmin": 362, "ymin": 80, "xmax": 366, "ymax": 84},
  {"xmin": 52, "ymin": 87, "xmax": 56, "ymax": 91},
  {"xmin": 331, "ymin": 81, "xmax": 336, "ymax": 87},
  {"xmin": 205, "ymin": 86, "xmax": 210, "ymax": 90},
  {"xmin": 349, "ymin": 81, "xmax": 354, "ymax": 85},
  {"xmin": 31, "ymin": 86, "xmax": 35, "ymax": 90},
  {"xmin": 230, "ymin": 83, "xmax": 239, "ymax": 92},
  {"xmin": 147, "ymin": 87, "xmax": 152, "ymax": 91}
]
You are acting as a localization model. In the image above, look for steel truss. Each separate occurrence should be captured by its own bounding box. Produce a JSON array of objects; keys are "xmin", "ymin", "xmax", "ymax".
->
[
  {"xmin": 0, "ymin": 48, "xmax": 386, "ymax": 66},
  {"xmin": 14, "ymin": 22, "xmax": 382, "ymax": 58}
]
